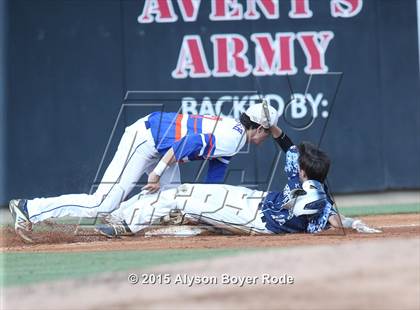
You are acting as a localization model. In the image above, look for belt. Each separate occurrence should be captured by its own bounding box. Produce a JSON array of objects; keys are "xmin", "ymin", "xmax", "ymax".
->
[{"xmin": 145, "ymin": 120, "xmax": 151, "ymax": 129}]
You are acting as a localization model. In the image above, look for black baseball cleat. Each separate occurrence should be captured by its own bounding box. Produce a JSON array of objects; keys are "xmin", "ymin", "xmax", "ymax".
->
[
  {"xmin": 95, "ymin": 221, "xmax": 133, "ymax": 238},
  {"xmin": 9, "ymin": 199, "xmax": 33, "ymax": 243}
]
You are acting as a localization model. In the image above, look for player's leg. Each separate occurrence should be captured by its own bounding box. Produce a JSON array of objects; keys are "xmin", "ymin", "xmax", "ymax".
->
[
  {"xmin": 97, "ymin": 184, "xmax": 267, "ymax": 237},
  {"xmin": 24, "ymin": 121, "xmax": 157, "ymax": 224},
  {"xmin": 97, "ymin": 188, "xmax": 179, "ymax": 236},
  {"xmin": 176, "ymin": 184, "xmax": 268, "ymax": 234},
  {"xmin": 102, "ymin": 158, "xmax": 178, "ymax": 224},
  {"xmin": 98, "ymin": 163, "xmax": 181, "ymax": 238}
]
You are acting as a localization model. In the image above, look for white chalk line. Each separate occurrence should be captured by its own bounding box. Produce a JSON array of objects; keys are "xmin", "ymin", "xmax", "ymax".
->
[{"xmin": 378, "ymin": 223, "xmax": 420, "ymax": 229}]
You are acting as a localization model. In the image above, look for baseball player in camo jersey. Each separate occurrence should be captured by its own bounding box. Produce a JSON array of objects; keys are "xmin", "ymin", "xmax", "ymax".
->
[
  {"xmin": 95, "ymin": 125, "xmax": 380, "ymax": 237},
  {"xmin": 9, "ymin": 102, "xmax": 279, "ymax": 242}
]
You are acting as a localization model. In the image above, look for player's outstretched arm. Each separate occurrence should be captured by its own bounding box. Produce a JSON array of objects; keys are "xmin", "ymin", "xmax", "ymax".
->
[
  {"xmin": 328, "ymin": 214, "xmax": 382, "ymax": 233},
  {"xmin": 142, "ymin": 148, "xmax": 177, "ymax": 194},
  {"xmin": 270, "ymin": 125, "xmax": 294, "ymax": 152},
  {"xmin": 328, "ymin": 214, "xmax": 344, "ymax": 228},
  {"xmin": 270, "ymin": 124, "xmax": 283, "ymax": 139}
]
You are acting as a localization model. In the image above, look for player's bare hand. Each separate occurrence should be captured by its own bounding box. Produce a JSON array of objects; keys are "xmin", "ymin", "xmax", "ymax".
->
[
  {"xmin": 142, "ymin": 172, "xmax": 161, "ymax": 194},
  {"xmin": 270, "ymin": 125, "xmax": 282, "ymax": 138}
]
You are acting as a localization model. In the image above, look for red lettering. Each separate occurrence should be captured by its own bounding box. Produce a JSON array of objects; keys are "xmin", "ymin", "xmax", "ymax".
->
[
  {"xmin": 172, "ymin": 31, "xmax": 336, "ymax": 79},
  {"xmin": 172, "ymin": 35, "xmax": 211, "ymax": 78},
  {"xmin": 331, "ymin": 0, "xmax": 363, "ymax": 18},
  {"xmin": 289, "ymin": 0, "xmax": 313, "ymax": 18},
  {"xmin": 137, "ymin": 0, "xmax": 178, "ymax": 23},
  {"xmin": 211, "ymin": 34, "xmax": 252, "ymax": 77},
  {"xmin": 177, "ymin": 0, "xmax": 201, "ymax": 22},
  {"xmin": 244, "ymin": 0, "xmax": 279, "ymax": 20},
  {"xmin": 251, "ymin": 33, "xmax": 297, "ymax": 75},
  {"xmin": 252, "ymin": 34, "xmax": 276, "ymax": 74},
  {"xmin": 278, "ymin": 33, "xmax": 297, "ymax": 74},
  {"xmin": 209, "ymin": 0, "xmax": 243, "ymax": 21},
  {"xmin": 297, "ymin": 31, "xmax": 334, "ymax": 74},
  {"xmin": 212, "ymin": 37, "xmax": 229, "ymax": 74}
]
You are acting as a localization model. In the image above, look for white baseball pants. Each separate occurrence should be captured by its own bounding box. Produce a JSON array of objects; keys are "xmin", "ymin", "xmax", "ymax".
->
[
  {"xmin": 27, "ymin": 118, "xmax": 180, "ymax": 223},
  {"xmin": 116, "ymin": 183, "xmax": 270, "ymax": 234}
]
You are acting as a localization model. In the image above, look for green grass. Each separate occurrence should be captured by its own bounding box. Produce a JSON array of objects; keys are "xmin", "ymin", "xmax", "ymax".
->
[
  {"xmin": 338, "ymin": 203, "xmax": 420, "ymax": 217},
  {"xmin": 1, "ymin": 248, "xmax": 248, "ymax": 287},
  {"xmin": 1, "ymin": 202, "xmax": 419, "ymax": 288}
]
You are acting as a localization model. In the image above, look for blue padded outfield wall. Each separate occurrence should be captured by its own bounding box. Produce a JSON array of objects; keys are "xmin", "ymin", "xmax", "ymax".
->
[
  {"xmin": 2, "ymin": 0, "xmax": 420, "ymax": 204},
  {"xmin": 0, "ymin": 0, "xmax": 6, "ymax": 205}
]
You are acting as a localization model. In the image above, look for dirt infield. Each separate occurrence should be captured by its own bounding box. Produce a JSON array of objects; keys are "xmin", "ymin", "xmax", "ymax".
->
[
  {"xmin": 2, "ymin": 213, "xmax": 420, "ymax": 310},
  {"xmin": 1, "ymin": 213, "xmax": 419, "ymax": 253},
  {"xmin": 4, "ymin": 238, "xmax": 420, "ymax": 310}
]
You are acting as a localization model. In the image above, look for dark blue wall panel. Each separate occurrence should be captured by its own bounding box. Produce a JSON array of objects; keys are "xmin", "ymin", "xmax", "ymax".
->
[
  {"xmin": 6, "ymin": 0, "xmax": 124, "ymax": 200},
  {"xmin": 0, "ymin": 0, "xmax": 6, "ymax": 203},
  {"xmin": 2, "ymin": 0, "xmax": 420, "ymax": 203}
]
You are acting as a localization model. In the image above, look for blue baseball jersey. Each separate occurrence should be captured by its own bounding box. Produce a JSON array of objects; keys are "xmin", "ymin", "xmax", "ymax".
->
[
  {"xmin": 147, "ymin": 112, "xmax": 247, "ymax": 183},
  {"xmin": 261, "ymin": 145, "xmax": 336, "ymax": 234}
]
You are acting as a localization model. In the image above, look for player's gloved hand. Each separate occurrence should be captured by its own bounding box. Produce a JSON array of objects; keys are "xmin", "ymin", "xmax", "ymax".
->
[{"xmin": 142, "ymin": 172, "xmax": 161, "ymax": 194}]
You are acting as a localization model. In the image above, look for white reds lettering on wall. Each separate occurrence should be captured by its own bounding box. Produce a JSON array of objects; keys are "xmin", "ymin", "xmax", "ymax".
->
[{"xmin": 137, "ymin": 0, "xmax": 363, "ymax": 79}]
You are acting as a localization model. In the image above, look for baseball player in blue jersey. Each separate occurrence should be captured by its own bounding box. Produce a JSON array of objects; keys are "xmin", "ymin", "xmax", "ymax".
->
[
  {"xmin": 94, "ymin": 125, "xmax": 380, "ymax": 237},
  {"xmin": 9, "ymin": 103, "xmax": 279, "ymax": 242}
]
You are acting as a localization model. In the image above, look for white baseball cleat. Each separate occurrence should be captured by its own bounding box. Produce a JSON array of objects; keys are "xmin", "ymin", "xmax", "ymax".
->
[{"xmin": 9, "ymin": 199, "xmax": 34, "ymax": 243}]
